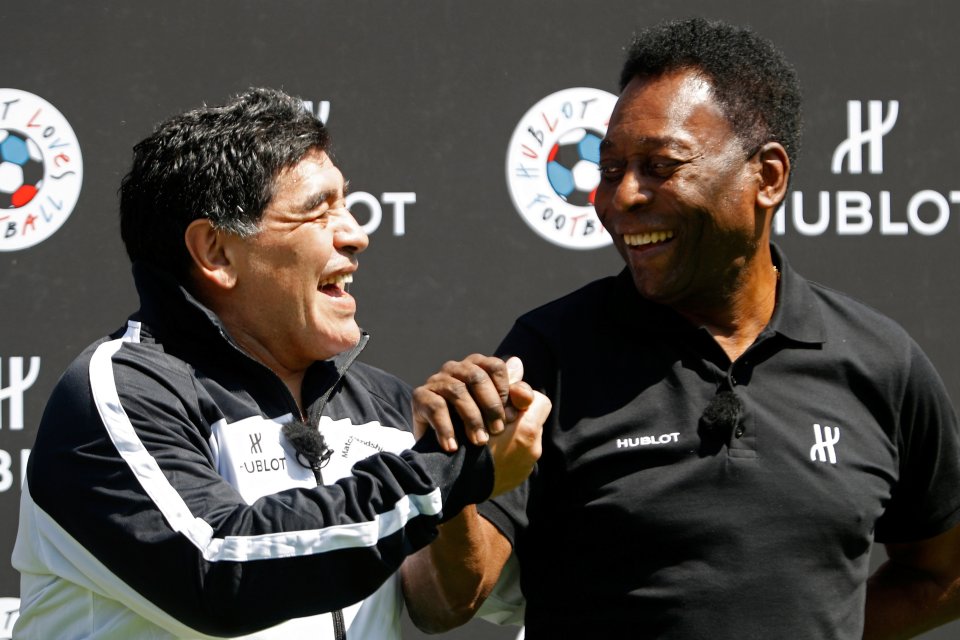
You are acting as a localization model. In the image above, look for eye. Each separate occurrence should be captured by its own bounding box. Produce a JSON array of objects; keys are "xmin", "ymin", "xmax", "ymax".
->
[
  {"xmin": 598, "ymin": 162, "xmax": 624, "ymax": 182},
  {"xmin": 311, "ymin": 195, "xmax": 349, "ymax": 223},
  {"xmin": 647, "ymin": 157, "xmax": 683, "ymax": 177},
  {"xmin": 309, "ymin": 204, "xmax": 331, "ymax": 224}
]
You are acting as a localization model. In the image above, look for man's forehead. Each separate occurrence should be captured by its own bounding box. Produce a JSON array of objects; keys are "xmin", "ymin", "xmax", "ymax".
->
[
  {"xmin": 623, "ymin": 66, "xmax": 714, "ymax": 93},
  {"xmin": 603, "ymin": 71, "xmax": 726, "ymax": 147},
  {"xmin": 266, "ymin": 149, "xmax": 347, "ymax": 213},
  {"xmin": 278, "ymin": 150, "xmax": 343, "ymax": 185},
  {"xmin": 288, "ymin": 148, "xmax": 335, "ymax": 172},
  {"xmin": 617, "ymin": 70, "xmax": 716, "ymax": 116}
]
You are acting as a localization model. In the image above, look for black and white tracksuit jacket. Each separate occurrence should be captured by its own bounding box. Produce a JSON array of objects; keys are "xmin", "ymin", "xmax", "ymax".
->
[{"xmin": 12, "ymin": 263, "xmax": 493, "ymax": 639}]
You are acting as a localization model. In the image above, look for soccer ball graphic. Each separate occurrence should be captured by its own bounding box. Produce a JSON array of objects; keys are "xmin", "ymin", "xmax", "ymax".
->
[
  {"xmin": 545, "ymin": 128, "xmax": 603, "ymax": 207},
  {"xmin": 0, "ymin": 130, "xmax": 44, "ymax": 209}
]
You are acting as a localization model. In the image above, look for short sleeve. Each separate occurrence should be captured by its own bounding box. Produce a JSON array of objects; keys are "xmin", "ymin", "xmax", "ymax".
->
[
  {"xmin": 478, "ymin": 477, "xmax": 530, "ymax": 547},
  {"xmin": 874, "ymin": 341, "xmax": 960, "ymax": 543},
  {"xmin": 476, "ymin": 319, "xmax": 557, "ymax": 545}
]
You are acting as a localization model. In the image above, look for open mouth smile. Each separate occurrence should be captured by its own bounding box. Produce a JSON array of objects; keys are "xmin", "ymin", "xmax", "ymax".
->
[
  {"xmin": 318, "ymin": 273, "xmax": 353, "ymax": 296},
  {"xmin": 623, "ymin": 230, "xmax": 674, "ymax": 247}
]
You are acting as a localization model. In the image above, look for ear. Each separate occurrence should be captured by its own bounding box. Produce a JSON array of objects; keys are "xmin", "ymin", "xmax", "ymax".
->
[
  {"xmin": 754, "ymin": 142, "xmax": 790, "ymax": 210},
  {"xmin": 184, "ymin": 219, "xmax": 238, "ymax": 290}
]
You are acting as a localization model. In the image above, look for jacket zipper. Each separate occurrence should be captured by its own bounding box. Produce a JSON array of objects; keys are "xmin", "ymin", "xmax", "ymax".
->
[
  {"xmin": 220, "ymin": 327, "xmax": 364, "ymax": 640},
  {"xmin": 309, "ymin": 458, "xmax": 346, "ymax": 640}
]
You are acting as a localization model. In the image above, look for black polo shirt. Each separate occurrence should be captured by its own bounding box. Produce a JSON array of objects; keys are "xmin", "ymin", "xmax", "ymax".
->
[{"xmin": 480, "ymin": 246, "xmax": 960, "ymax": 639}]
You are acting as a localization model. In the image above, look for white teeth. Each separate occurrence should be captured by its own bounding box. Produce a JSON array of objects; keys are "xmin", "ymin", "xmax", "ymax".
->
[
  {"xmin": 623, "ymin": 230, "xmax": 674, "ymax": 247},
  {"xmin": 320, "ymin": 273, "xmax": 353, "ymax": 287}
]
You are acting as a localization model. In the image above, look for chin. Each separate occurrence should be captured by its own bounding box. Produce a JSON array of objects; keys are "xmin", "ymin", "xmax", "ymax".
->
[
  {"xmin": 309, "ymin": 323, "xmax": 362, "ymax": 361},
  {"xmin": 629, "ymin": 274, "xmax": 676, "ymax": 305},
  {"xmin": 333, "ymin": 325, "xmax": 363, "ymax": 351}
]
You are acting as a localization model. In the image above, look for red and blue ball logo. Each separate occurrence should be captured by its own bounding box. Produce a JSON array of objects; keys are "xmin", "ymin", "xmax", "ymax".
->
[{"xmin": 0, "ymin": 130, "xmax": 44, "ymax": 209}]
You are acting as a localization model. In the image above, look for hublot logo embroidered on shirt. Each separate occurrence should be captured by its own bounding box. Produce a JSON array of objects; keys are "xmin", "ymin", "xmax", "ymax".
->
[
  {"xmin": 616, "ymin": 432, "xmax": 680, "ymax": 448},
  {"xmin": 241, "ymin": 457, "xmax": 288, "ymax": 474},
  {"xmin": 810, "ymin": 423, "xmax": 841, "ymax": 464}
]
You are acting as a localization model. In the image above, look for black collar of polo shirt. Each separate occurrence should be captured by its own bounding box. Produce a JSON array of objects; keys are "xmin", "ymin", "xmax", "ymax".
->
[
  {"xmin": 606, "ymin": 243, "xmax": 825, "ymax": 365},
  {"xmin": 763, "ymin": 243, "xmax": 827, "ymax": 347}
]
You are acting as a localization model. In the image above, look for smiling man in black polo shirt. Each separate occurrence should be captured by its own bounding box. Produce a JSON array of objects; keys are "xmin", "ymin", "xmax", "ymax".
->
[{"xmin": 401, "ymin": 17, "xmax": 960, "ymax": 640}]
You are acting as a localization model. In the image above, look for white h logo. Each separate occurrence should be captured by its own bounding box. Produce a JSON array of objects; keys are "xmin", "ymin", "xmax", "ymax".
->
[
  {"xmin": 810, "ymin": 423, "xmax": 840, "ymax": 464},
  {"xmin": 831, "ymin": 100, "xmax": 899, "ymax": 175},
  {"xmin": 0, "ymin": 356, "xmax": 41, "ymax": 431}
]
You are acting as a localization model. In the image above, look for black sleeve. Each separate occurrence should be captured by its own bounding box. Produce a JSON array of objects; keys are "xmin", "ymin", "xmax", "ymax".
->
[
  {"xmin": 874, "ymin": 339, "xmax": 960, "ymax": 543},
  {"xmin": 477, "ymin": 318, "xmax": 557, "ymax": 546}
]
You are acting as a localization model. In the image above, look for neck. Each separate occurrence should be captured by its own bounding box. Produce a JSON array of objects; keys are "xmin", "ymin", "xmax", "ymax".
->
[
  {"xmin": 215, "ymin": 316, "xmax": 310, "ymax": 412},
  {"xmin": 235, "ymin": 332, "xmax": 309, "ymax": 411},
  {"xmin": 188, "ymin": 284, "xmax": 311, "ymax": 413},
  {"xmin": 675, "ymin": 257, "xmax": 780, "ymax": 363}
]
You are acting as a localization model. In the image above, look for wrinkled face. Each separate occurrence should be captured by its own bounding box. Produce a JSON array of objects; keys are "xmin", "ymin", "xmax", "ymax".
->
[
  {"xmin": 595, "ymin": 69, "xmax": 767, "ymax": 309},
  {"xmin": 225, "ymin": 150, "xmax": 368, "ymax": 372}
]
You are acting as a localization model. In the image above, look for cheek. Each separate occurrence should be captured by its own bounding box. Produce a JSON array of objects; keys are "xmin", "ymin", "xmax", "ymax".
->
[
  {"xmin": 305, "ymin": 231, "xmax": 337, "ymax": 265},
  {"xmin": 669, "ymin": 172, "xmax": 733, "ymax": 215},
  {"xmin": 593, "ymin": 184, "xmax": 615, "ymax": 223},
  {"xmin": 711, "ymin": 154, "xmax": 757, "ymax": 199}
]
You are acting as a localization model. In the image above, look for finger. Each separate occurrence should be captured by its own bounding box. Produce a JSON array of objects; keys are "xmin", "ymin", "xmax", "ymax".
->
[
  {"xmin": 449, "ymin": 356, "xmax": 512, "ymax": 440},
  {"xmin": 526, "ymin": 391, "xmax": 552, "ymax": 426},
  {"xmin": 464, "ymin": 354, "xmax": 513, "ymax": 429},
  {"xmin": 412, "ymin": 386, "xmax": 459, "ymax": 452},
  {"xmin": 507, "ymin": 381, "xmax": 535, "ymax": 413},
  {"xmin": 503, "ymin": 389, "xmax": 550, "ymax": 444},
  {"xmin": 423, "ymin": 365, "xmax": 499, "ymax": 446}
]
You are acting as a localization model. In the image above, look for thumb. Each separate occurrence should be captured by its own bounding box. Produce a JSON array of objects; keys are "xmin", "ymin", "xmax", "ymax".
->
[
  {"xmin": 506, "ymin": 356, "xmax": 524, "ymax": 385},
  {"xmin": 505, "ymin": 357, "xmax": 533, "ymax": 417}
]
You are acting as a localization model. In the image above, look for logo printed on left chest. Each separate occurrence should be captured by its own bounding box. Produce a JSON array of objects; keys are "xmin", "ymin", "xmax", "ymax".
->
[{"xmin": 212, "ymin": 415, "xmax": 315, "ymax": 504}]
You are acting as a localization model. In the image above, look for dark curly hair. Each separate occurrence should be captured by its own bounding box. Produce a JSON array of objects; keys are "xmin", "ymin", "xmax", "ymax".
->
[
  {"xmin": 119, "ymin": 87, "xmax": 329, "ymax": 281},
  {"xmin": 620, "ymin": 17, "xmax": 802, "ymax": 168}
]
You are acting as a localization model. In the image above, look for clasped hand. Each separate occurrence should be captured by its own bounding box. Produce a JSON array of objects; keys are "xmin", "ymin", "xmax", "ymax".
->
[{"xmin": 413, "ymin": 354, "xmax": 550, "ymax": 497}]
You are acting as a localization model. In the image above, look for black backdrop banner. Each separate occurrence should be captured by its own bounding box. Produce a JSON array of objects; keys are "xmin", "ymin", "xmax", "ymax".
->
[{"xmin": 2, "ymin": 2, "xmax": 958, "ymax": 638}]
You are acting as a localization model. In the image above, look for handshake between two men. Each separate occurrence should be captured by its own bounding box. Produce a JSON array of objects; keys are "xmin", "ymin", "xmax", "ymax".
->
[
  {"xmin": 414, "ymin": 354, "xmax": 551, "ymax": 499},
  {"xmin": 403, "ymin": 353, "xmax": 548, "ymax": 633}
]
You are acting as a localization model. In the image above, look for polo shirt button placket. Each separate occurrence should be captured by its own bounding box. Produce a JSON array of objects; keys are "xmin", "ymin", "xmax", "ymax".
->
[
  {"xmin": 726, "ymin": 365, "xmax": 748, "ymax": 442},
  {"xmin": 732, "ymin": 371, "xmax": 744, "ymax": 439},
  {"xmin": 726, "ymin": 368, "xmax": 738, "ymax": 388}
]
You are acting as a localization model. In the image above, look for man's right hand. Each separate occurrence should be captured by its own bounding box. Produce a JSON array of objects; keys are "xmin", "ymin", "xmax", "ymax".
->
[{"xmin": 487, "ymin": 380, "xmax": 549, "ymax": 496}]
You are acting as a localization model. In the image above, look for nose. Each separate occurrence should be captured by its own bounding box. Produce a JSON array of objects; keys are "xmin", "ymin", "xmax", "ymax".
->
[
  {"xmin": 335, "ymin": 209, "xmax": 369, "ymax": 255},
  {"xmin": 613, "ymin": 166, "xmax": 655, "ymax": 212}
]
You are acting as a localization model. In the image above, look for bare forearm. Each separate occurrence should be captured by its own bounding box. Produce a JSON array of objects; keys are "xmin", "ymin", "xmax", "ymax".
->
[
  {"xmin": 864, "ymin": 560, "xmax": 960, "ymax": 640},
  {"xmin": 402, "ymin": 506, "xmax": 510, "ymax": 633}
]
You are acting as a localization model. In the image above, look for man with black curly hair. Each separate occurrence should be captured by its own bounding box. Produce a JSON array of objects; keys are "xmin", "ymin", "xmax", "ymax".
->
[
  {"xmin": 12, "ymin": 87, "xmax": 549, "ymax": 639},
  {"xmin": 403, "ymin": 18, "xmax": 960, "ymax": 639}
]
